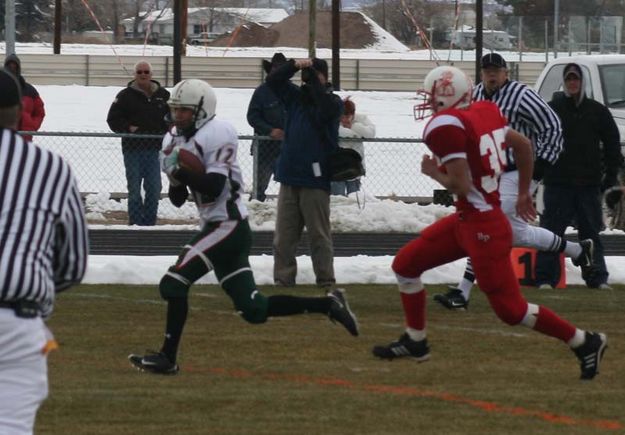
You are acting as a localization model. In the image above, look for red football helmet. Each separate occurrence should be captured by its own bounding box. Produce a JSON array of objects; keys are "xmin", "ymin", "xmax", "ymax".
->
[{"xmin": 414, "ymin": 65, "xmax": 473, "ymax": 120}]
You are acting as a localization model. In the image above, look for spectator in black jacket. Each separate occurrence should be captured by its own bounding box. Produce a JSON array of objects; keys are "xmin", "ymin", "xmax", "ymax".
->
[
  {"xmin": 247, "ymin": 52, "xmax": 287, "ymax": 202},
  {"xmin": 107, "ymin": 61, "xmax": 170, "ymax": 226},
  {"xmin": 535, "ymin": 63, "xmax": 624, "ymax": 289}
]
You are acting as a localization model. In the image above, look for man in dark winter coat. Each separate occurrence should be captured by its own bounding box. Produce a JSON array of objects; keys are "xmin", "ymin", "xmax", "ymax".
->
[
  {"xmin": 246, "ymin": 52, "xmax": 287, "ymax": 202},
  {"xmin": 266, "ymin": 57, "xmax": 343, "ymax": 289},
  {"xmin": 535, "ymin": 62, "xmax": 624, "ymax": 289},
  {"xmin": 4, "ymin": 54, "xmax": 45, "ymax": 142},
  {"xmin": 107, "ymin": 61, "xmax": 170, "ymax": 226}
]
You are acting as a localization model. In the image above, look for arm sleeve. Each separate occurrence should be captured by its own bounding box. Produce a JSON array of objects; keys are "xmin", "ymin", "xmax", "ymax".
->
[
  {"xmin": 246, "ymin": 88, "xmax": 274, "ymax": 135},
  {"xmin": 350, "ymin": 114, "xmax": 376, "ymax": 138},
  {"xmin": 106, "ymin": 91, "xmax": 131, "ymax": 133},
  {"xmin": 173, "ymin": 168, "xmax": 227, "ymax": 200},
  {"xmin": 19, "ymin": 109, "xmax": 35, "ymax": 132},
  {"xmin": 303, "ymin": 73, "xmax": 343, "ymax": 124},
  {"xmin": 599, "ymin": 105, "xmax": 623, "ymax": 180},
  {"xmin": 426, "ymin": 124, "xmax": 467, "ymax": 164},
  {"xmin": 168, "ymin": 184, "xmax": 189, "ymax": 207},
  {"xmin": 266, "ymin": 60, "xmax": 300, "ymax": 106},
  {"xmin": 339, "ymin": 125, "xmax": 358, "ymax": 138},
  {"xmin": 31, "ymin": 94, "xmax": 45, "ymax": 130},
  {"xmin": 53, "ymin": 169, "xmax": 88, "ymax": 293},
  {"xmin": 519, "ymin": 88, "xmax": 563, "ymax": 163}
]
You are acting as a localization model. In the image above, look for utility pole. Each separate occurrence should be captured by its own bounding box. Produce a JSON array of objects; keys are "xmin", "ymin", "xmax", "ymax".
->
[
  {"xmin": 553, "ymin": 0, "xmax": 559, "ymax": 58},
  {"xmin": 331, "ymin": 0, "xmax": 340, "ymax": 89},
  {"xmin": 54, "ymin": 0, "xmax": 62, "ymax": 54},
  {"xmin": 4, "ymin": 0, "xmax": 16, "ymax": 56},
  {"xmin": 475, "ymin": 0, "xmax": 483, "ymax": 84},
  {"xmin": 382, "ymin": 0, "xmax": 386, "ymax": 30},
  {"xmin": 181, "ymin": 0, "xmax": 188, "ymax": 56},
  {"xmin": 308, "ymin": 0, "xmax": 316, "ymax": 58},
  {"xmin": 173, "ymin": 0, "xmax": 182, "ymax": 84}
]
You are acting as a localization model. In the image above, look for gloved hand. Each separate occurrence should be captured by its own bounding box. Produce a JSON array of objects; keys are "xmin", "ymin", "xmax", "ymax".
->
[{"xmin": 161, "ymin": 147, "xmax": 180, "ymax": 177}]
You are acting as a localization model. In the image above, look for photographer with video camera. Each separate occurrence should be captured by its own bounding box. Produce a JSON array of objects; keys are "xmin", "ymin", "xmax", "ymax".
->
[{"xmin": 266, "ymin": 57, "xmax": 343, "ymax": 290}]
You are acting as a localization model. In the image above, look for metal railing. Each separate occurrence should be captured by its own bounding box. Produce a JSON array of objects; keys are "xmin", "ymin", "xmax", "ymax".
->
[{"xmin": 26, "ymin": 131, "xmax": 433, "ymax": 224}]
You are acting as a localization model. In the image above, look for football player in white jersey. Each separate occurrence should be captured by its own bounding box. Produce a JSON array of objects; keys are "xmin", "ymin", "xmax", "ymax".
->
[{"xmin": 128, "ymin": 79, "xmax": 359, "ymax": 375}]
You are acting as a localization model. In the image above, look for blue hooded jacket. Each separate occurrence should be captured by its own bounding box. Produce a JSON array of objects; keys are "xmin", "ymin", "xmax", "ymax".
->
[{"xmin": 266, "ymin": 59, "xmax": 343, "ymax": 191}]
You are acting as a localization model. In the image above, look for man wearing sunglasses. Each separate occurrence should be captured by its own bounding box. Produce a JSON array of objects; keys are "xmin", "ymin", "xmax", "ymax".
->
[{"xmin": 107, "ymin": 60, "xmax": 170, "ymax": 226}]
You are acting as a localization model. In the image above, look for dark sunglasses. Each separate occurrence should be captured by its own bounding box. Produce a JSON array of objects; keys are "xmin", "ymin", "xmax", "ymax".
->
[{"xmin": 135, "ymin": 70, "xmax": 151, "ymax": 74}]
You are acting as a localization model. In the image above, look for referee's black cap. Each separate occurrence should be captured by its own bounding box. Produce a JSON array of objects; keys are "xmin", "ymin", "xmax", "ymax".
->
[
  {"xmin": 0, "ymin": 68, "xmax": 21, "ymax": 108},
  {"xmin": 480, "ymin": 52, "xmax": 507, "ymax": 69}
]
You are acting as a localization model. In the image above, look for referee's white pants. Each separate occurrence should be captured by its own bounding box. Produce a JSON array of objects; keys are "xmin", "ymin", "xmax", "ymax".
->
[
  {"xmin": 499, "ymin": 170, "xmax": 555, "ymax": 251},
  {"xmin": 0, "ymin": 309, "xmax": 49, "ymax": 435}
]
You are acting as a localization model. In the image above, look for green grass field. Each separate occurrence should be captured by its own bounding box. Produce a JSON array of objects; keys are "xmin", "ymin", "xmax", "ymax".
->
[{"xmin": 37, "ymin": 284, "xmax": 624, "ymax": 434}]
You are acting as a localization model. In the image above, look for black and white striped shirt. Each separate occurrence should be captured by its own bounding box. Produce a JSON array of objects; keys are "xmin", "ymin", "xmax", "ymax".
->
[
  {"xmin": 474, "ymin": 80, "xmax": 563, "ymax": 169},
  {"xmin": 0, "ymin": 128, "xmax": 88, "ymax": 317}
]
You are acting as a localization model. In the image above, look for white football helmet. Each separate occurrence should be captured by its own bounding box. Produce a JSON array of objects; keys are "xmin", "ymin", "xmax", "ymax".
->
[
  {"xmin": 414, "ymin": 66, "xmax": 473, "ymax": 120},
  {"xmin": 169, "ymin": 79, "xmax": 217, "ymax": 130}
]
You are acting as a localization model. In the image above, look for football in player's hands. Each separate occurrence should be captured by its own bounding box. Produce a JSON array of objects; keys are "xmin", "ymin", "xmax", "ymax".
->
[{"xmin": 178, "ymin": 148, "xmax": 205, "ymax": 174}]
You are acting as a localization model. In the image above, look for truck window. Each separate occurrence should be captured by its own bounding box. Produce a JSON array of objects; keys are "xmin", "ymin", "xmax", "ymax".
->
[
  {"xmin": 599, "ymin": 64, "xmax": 625, "ymax": 107},
  {"xmin": 538, "ymin": 65, "xmax": 565, "ymax": 101}
]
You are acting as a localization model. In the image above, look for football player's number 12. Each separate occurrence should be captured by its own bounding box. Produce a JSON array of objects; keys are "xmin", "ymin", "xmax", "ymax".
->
[{"xmin": 479, "ymin": 128, "xmax": 506, "ymax": 193}]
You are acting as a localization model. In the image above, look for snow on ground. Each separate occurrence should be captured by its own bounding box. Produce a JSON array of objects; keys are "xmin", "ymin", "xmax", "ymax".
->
[{"xmin": 86, "ymin": 254, "xmax": 625, "ymax": 286}]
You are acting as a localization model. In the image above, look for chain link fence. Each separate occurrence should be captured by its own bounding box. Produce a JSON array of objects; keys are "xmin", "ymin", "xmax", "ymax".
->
[{"xmin": 28, "ymin": 132, "xmax": 437, "ymax": 225}]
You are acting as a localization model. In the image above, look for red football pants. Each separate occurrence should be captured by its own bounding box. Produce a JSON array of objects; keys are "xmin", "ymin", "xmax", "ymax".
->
[{"xmin": 393, "ymin": 209, "xmax": 529, "ymax": 325}]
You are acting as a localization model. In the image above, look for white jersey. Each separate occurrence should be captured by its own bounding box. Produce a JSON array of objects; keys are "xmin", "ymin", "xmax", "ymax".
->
[{"xmin": 161, "ymin": 117, "xmax": 248, "ymax": 224}]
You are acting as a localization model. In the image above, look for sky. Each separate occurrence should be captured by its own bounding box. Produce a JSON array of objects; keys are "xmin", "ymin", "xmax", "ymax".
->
[{"xmin": 6, "ymin": 42, "xmax": 623, "ymax": 287}]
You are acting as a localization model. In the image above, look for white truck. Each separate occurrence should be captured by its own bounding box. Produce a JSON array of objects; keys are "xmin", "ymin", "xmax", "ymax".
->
[
  {"xmin": 534, "ymin": 54, "xmax": 625, "ymax": 228},
  {"xmin": 534, "ymin": 54, "xmax": 625, "ymax": 156}
]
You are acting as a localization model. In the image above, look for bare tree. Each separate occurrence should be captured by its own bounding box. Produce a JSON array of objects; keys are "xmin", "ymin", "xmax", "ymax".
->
[
  {"xmin": 0, "ymin": 0, "xmax": 52, "ymax": 41},
  {"xmin": 364, "ymin": 0, "xmax": 429, "ymax": 46},
  {"xmin": 132, "ymin": 0, "xmax": 146, "ymax": 37}
]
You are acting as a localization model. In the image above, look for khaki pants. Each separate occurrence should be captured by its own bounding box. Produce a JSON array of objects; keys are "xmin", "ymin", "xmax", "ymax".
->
[{"xmin": 273, "ymin": 184, "xmax": 335, "ymax": 288}]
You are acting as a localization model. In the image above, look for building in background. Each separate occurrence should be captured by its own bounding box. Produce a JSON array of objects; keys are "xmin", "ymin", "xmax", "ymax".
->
[
  {"xmin": 122, "ymin": 7, "xmax": 288, "ymax": 45},
  {"xmin": 447, "ymin": 25, "xmax": 515, "ymax": 50}
]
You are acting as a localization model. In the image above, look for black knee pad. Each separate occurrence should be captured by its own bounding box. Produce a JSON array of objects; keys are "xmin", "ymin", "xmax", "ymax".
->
[{"xmin": 159, "ymin": 271, "xmax": 190, "ymax": 300}]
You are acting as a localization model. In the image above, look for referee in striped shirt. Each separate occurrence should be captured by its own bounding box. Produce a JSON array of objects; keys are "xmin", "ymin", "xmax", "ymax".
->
[
  {"xmin": 434, "ymin": 53, "xmax": 594, "ymax": 310},
  {"xmin": 0, "ymin": 68, "xmax": 88, "ymax": 434}
]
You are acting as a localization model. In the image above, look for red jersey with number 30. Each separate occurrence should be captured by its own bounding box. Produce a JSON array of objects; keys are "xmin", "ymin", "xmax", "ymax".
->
[{"xmin": 423, "ymin": 101, "xmax": 509, "ymax": 213}]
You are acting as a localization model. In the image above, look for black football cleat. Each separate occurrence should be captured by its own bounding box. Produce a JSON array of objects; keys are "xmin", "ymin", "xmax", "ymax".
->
[
  {"xmin": 572, "ymin": 239, "xmax": 594, "ymax": 267},
  {"xmin": 433, "ymin": 287, "xmax": 468, "ymax": 310},
  {"xmin": 372, "ymin": 333, "xmax": 430, "ymax": 362},
  {"xmin": 573, "ymin": 332, "xmax": 607, "ymax": 380},
  {"xmin": 327, "ymin": 289, "xmax": 359, "ymax": 337},
  {"xmin": 128, "ymin": 351, "xmax": 179, "ymax": 375}
]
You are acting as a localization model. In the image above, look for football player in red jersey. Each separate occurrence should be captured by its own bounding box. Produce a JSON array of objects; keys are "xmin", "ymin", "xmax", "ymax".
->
[{"xmin": 372, "ymin": 66, "xmax": 607, "ymax": 380}]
